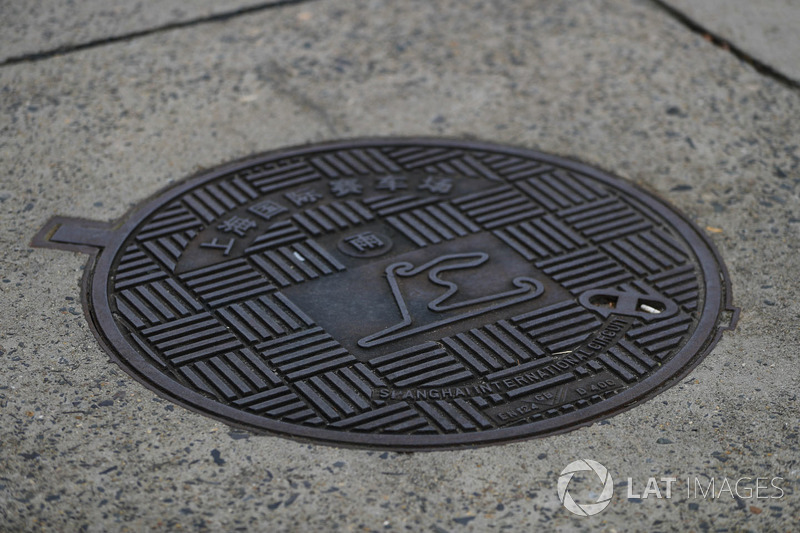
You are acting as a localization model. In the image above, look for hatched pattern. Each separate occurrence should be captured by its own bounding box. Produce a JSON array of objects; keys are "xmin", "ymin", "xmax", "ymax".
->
[
  {"xmin": 114, "ymin": 244, "xmax": 168, "ymax": 289},
  {"xmin": 90, "ymin": 141, "xmax": 722, "ymax": 446},
  {"xmin": 291, "ymin": 200, "xmax": 374, "ymax": 235},
  {"xmin": 512, "ymin": 301, "xmax": 603, "ymax": 353},
  {"xmin": 368, "ymin": 342, "xmax": 473, "ymax": 388},
  {"xmin": 515, "ymin": 169, "xmax": 608, "ymax": 211},
  {"xmin": 559, "ymin": 197, "xmax": 652, "ymax": 243},
  {"xmin": 250, "ymin": 240, "xmax": 345, "ymax": 287},
  {"xmin": 536, "ymin": 247, "xmax": 633, "ymax": 295},
  {"xmin": 493, "ymin": 214, "xmax": 585, "ymax": 261},
  {"xmin": 142, "ymin": 230, "xmax": 198, "ymax": 272},
  {"xmin": 115, "ymin": 278, "xmax": 202, "ymax": 328},
  {"xmin": 183, "ymin": 179, "xmax": 259, "ymax": 223},
  {"xmin": 179, "ymin": 258, "xmax": 274, "ymax": 307},
  {"xmin": 241, "ymin": 159, "xmax": 322, "ymax": 194},
  {"xmin": 386, "ymin": 204, "xmax": 480, "ymax": 247},
  {"xmin": 254, "ymin": 327, "xmax": 356, "ymax": 381},
  {"xmin": 451, "ymin": 185, "xmax": 545, "ymax": 230},
  {"xmin": 137, "ymin": 201, "xmax": 204, "ymax": 241}
]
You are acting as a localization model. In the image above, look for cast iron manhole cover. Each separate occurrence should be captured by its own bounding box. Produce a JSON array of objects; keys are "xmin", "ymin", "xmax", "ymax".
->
[{"xmin": 34, "ymin": 139, "xmax": 737, "ymax": 450}]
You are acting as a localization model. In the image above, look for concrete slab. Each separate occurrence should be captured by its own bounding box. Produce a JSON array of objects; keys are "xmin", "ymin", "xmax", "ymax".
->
[
  {"xmin": 0, "ymin": 0, "xmax": 288, "ymax": 63},
  {"xmin": 1, "ymin": 0, "xmax": 799, "ymax": 530},
  {"xmin": 660, "ymin": 0, "xmax": 800, "ymax": 83}
]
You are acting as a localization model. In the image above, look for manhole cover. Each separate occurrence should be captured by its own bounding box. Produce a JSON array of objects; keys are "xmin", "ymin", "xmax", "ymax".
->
[{"xmin": 33, "ymin": 138, "xmax": 737, "ymax": 450}]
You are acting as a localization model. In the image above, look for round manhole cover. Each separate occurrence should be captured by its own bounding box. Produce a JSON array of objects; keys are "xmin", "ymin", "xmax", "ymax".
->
[{"xmin": 34, "ymin": 139, "xmax": 737, "ymax": 450}]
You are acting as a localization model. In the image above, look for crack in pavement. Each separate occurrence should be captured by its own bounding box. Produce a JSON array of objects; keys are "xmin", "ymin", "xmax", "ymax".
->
[
  {"xmin": 257, "ymin": 59, "xmax": 343, "ymax": 136},
  {"xmin": 0, "ymin": 0, "xmax": 319, "ymax": 68},
  {"xmin": 649, "ymin": 0, "xmax": 800, "ymax": 91}
]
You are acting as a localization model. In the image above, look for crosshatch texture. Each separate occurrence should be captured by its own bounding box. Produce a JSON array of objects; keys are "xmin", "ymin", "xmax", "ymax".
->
[{"xmin": 35, "ymin": 139, "xmax": 737, "ymax": 449}]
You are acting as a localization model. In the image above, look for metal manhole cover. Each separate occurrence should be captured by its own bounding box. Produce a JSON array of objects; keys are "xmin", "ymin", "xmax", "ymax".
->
[{"xmin": 33, "ymin": 138, "xmax": 738, "ymax": 450}]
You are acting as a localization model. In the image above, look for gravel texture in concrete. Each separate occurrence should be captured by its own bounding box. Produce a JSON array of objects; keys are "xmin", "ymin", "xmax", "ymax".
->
[{"xmin": 1, "ymin": 0, "xmax": 798, "ymax": 531}]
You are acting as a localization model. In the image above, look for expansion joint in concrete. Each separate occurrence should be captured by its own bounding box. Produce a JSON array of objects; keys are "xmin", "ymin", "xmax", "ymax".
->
[
  {"xmin": 649, "ymin": 0, "xmax": 800, "ymax": 92},
  {"xmin": 0, "ymin": 0, "xmax": 319, "ymax": 68}
]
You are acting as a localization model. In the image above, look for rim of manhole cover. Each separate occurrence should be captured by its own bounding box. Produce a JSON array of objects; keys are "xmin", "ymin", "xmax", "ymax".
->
[{"xmin": 32, "ymin": 138, "xmax": 738, "ymax": 450}]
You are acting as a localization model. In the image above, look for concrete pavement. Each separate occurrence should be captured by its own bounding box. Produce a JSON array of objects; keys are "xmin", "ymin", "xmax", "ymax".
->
[
  {"xmin": 0, "ymin": 0, "xmax": 302, "ymax": 63},
  {"xmin": 1, "ymin": 0, "xmax": 798, "ymax": 531}
]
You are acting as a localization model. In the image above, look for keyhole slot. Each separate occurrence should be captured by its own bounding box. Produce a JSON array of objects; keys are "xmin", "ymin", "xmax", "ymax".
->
[{"xmin": 589, "ymin": 294, "xmax": 618, "ymax": 309}]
